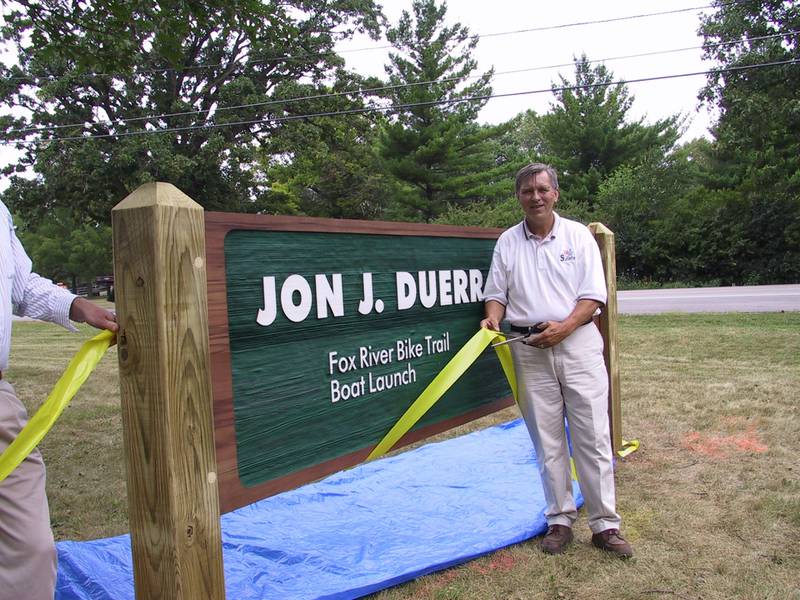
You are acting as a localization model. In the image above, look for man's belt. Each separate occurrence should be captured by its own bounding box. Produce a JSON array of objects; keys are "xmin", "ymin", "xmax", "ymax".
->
[{"xmin": 509, "ymin": 317, "xmax": 593, "ymax": 335}]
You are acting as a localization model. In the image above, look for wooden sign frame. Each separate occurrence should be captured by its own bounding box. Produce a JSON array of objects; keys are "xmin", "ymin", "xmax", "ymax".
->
[{"xmin": 204, "ymin": 211, "xmax": 514, "ymax": 513}]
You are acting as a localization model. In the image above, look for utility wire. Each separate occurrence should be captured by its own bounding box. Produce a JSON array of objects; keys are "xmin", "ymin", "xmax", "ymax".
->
[
  {"xmin": 6, "ymin": 30, "xmax": 797, "ymax": 136},
  {"xmin": 4, "ymin": 1, "xmax": 734, "ymax": 82},
  {"xmin": 3, "ymin": 58, "xmax": 797, "ymax": 147},
  {"xmin": 477, "ymin": 2, "xmax": 728, "ymax": 38}
]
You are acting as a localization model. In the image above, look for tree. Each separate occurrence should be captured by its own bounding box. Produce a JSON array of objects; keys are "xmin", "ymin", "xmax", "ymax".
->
[
  {"xmin": 0, "ymin": 0, "xmax": 382, "ymax": 225},
  {"xmin": 261, "ymin": 73, "xmax": 398, "ymax": 219},
  {"xmin": 592, "ymin": 139, "xmax": 798, "ymax": 286},
  {"xmin": 17, "ymin": 209, "xmax": 113, "ymax": 292},
  {"xmin": 495, "ymin": 110, "xmax": 546, "ymax": 164},
  {"xmin": 540, "ymin": 55, "xmax": 680, "ymax": 207},
  {"xmin": 700, "ymin": 0, "xmax": 800, "ymax": 194},
  {"xmin": 698, "ymin": 0, "xmax": 800, "ymax": 283},
  {"xmin": 377, "ymin": 0, "xmax": 507, "ymax": 222}
]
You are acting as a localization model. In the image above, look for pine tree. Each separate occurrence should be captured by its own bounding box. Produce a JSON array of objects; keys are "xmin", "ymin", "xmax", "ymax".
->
[
  {"xmin": 378, "ymin": 0, "xmax": 506, "ymax": 222},
  {"xmin": 540, "ymin": 55, "xmax": 680, "ymax": 207}
]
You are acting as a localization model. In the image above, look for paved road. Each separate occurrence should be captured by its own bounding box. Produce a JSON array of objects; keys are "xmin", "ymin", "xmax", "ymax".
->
[
  {"xmin": 11, "ymin": 285, "xmax": 799, "ymax": 319},
  {"xmin": 618, "ymin": 284, "xmax": 800, "ymax": 315}
]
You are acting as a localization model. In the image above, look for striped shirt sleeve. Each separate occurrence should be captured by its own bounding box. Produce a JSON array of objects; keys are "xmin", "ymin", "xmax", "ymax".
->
[{"xmin": 4, "ymin": 204, "xmax": 77, "ymax": 328}]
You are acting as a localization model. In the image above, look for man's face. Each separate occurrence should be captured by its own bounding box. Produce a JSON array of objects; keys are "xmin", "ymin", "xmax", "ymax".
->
[{"xmin": 516, "ymin": 172, "xmax": 559, "ymax": 225}]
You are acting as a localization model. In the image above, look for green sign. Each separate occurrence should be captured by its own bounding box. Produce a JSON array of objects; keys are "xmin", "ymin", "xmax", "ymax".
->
[{"xmin": 224, "ymin": 229, "xmax": 510, "ymax": 487}]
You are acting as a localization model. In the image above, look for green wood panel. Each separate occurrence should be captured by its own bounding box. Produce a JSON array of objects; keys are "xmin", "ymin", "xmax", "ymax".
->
[{"xmin": 224, "ymin": 230, "xmax": 509, "ymax": 486}]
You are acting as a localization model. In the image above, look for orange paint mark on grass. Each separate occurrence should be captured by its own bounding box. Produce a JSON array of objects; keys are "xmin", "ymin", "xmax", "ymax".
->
[
  {"xmin": 681, "ymin": 427, "xmax": 768, "ymax": 458},
  {"xmin": 418, "ymin": 568, "xmax": 459, "ymax": 596},
  {"xmin": 734, "ymin": 437, "xmax": 768, "ymax": 453},
  {"xmin": 471, "ymin": 550, "xmax": 516, "ymax": 575}
]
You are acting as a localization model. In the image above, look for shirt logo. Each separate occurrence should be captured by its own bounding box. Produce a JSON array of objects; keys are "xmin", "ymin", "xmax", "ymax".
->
[{"xmin": 560, "ymin": 247, "xmax": 576, "ymax": 262}]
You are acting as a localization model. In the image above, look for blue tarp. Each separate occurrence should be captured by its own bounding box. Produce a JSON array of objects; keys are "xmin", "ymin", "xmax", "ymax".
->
[{"xmin": 56, "ymin": 419, "xmax": 583, "ymax": 600}]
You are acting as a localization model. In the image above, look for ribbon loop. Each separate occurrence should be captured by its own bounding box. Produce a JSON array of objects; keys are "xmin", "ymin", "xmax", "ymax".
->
[
  {"xmin": 0, "ymin": 330, "xmax": 115, "ymax": 482},
  {"xmin": 368, "ymin": 328, "xmax": 640, "ymax": 471}
]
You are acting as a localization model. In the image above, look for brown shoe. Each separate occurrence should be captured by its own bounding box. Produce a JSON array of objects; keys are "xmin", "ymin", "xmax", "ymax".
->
[
  {"xmin": 539, "ymin": 524, "xmax": 574, "ymax": 554},
  {"xmin": 591, "ymin": 528, "xmax": 633, "ymax": 558}
]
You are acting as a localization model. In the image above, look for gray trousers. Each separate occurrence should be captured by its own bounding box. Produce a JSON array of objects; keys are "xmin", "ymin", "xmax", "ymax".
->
[
  {"xmin": 511, "ymin": 323, "xmax": 621, "ymax": 533},
  {"xmin": 0, "ymin": 381, "xmax": 57, "ymax": 600}
]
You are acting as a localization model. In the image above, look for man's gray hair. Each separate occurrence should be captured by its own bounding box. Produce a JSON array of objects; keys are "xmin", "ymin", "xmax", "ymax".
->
[{"xmin": 515, "ymin": 163, "xmax": 559, "ymax": 194}]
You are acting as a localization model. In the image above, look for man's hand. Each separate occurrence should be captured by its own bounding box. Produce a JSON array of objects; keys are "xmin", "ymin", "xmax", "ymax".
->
[
  {"xmin": 480, "ymin": 316, "xmax": 501, "ymax": 331},
  {"xmin": 524, "ymin": 320, "xmax": 572, "ymax": 348},
  {"xmin": 524, "ymin": 299, "xmax": 601, "ymax": 348},
  {"xmin": 69, "ymin": 297, "xmax": 119, "ymax": 333},
  {"xmin": 480, "ymin": 299, "xmax": 505, "ymax": 332}
]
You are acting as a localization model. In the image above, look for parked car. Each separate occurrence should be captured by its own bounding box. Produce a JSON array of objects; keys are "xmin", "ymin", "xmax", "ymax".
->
[{"xmin": 94, "ymin": 275, "xmax": 114, "ymax": 300}]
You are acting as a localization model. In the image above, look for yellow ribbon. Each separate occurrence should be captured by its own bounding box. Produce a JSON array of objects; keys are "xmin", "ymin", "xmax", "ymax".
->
[
  {"xmin": 618, "ymin": 438, "xmax": 640, "ymax": 457},
  {"xmin": 368, "ymin": 328, "xmax": 640, "ymax": 474},
  {"xmin": 0, "ymin": 326, "xmax": 636, "ymax": 483},
  {"xmin": 0, "ymin": 330, "xmax": 114, "ymax": 483},
  {"xmin": 367, "ymin": 328, "xmax": 516, "ymax": 460}
]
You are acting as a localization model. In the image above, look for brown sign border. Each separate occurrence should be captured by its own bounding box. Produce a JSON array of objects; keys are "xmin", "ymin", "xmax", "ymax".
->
[{"xmin": 205, "ymin": 212, "xmax": 512, "ymax": 513}]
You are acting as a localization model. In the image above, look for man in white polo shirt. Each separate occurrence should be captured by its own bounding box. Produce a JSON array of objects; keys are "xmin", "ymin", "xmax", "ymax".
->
[{"xmin": 481, "ymin": 163, "xmax": 632, "ymax": 557}]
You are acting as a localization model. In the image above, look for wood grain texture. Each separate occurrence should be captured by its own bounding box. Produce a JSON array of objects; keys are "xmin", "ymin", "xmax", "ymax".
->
[
  {"xmin": 112, "ymin": 183, "xmax": 225, "ymax": 599},
  {"xmin": 205, "ymin": 212, "xmax": 509, "ymax": 513},
  {"xmin": 588, "ymin": 222, "xmax": 622, "ymax": 453}
]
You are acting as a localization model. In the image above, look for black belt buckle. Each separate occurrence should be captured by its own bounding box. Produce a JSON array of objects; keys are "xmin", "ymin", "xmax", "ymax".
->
[{"xmin": 509, "ymin": 323, "xmax": 547, "ymax": 335}]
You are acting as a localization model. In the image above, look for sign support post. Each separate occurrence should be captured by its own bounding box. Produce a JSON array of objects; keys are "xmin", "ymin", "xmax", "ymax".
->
[
  {"xmin": 588, "ymin": 222, "xmax": 622, "ymax": 453},
  {"xmin": 112, "ymin": 183, "xmax": 225, "ymax": 599}
]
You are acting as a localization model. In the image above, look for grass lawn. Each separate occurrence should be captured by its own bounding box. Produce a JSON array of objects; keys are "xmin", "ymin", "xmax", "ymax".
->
[{"xmin": 8, "ymin": 308, "xmax": 800, "ymax": 599}]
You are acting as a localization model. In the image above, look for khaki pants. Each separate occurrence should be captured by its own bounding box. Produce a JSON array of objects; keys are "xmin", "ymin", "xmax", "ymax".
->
[
  {"xmin": 511, "ymin": 323, "xmax": 621, "ymax": 533},
  {"xmin": 0, "ymin": 381, "xmax": 57, "ymax": 600}
]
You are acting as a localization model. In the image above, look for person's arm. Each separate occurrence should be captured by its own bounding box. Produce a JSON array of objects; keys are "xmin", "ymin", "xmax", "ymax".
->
[
  {"xmin": 10, "ymin": 226, "xmax": 75, "ymax": 327},
  {"xmin": 481, "ymin": 237, "xmax": 509, "ymax": 332},
  {"xmin": 480, "ymin": 299, "xmax": 506, "ymax": 332},
  {"xmin": 525, "ymin": 299, "xmax": 600, "ymax": 348},
  {"xmin": 8, "ymin": 215, "xmax": 116, "ymax": 333},
  {"xmin": 69, "ymin": 297, "xmax": 118, "ymax": 332}
]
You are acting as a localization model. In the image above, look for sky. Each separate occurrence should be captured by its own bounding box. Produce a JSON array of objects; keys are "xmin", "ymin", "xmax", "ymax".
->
[
  {"xmin": 0, "ymin": 1, "xmax": 721, "ymax": 189},
  {"xmin": 336, "ymin": 0, "xmax": 720, "ymax": 141}
]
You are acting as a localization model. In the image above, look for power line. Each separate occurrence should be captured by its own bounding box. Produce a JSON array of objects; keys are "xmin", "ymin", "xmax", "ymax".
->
[
  {"xmin": 477, "ymin": 2, "xmax": 727, "ymax": 38},
  {"xmin": 4, "ymin": 58, "xmax": 797, "ymax": 147},
  {"xmin": 7, "ymin": 30, "xmax": 797, "ymax": 137},
  {"xmin": 4, "ymin": 2, "xmax": 732, "ymax": 82}
]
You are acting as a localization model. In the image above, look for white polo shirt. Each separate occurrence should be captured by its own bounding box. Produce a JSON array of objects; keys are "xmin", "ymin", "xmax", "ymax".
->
[{"xmin": 483, "ymin": 212, "xmax": 607, "ymax": 326}]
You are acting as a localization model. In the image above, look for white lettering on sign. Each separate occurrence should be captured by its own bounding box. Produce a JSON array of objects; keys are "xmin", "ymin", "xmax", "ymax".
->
[
  {"xmin": 359, "ymin": 345, "xmax": 395, "ymax": 368},
  {"xmin": 326, "ymin": 331, "xmax": 454, "ymax": 403},
  {"xmin": 368, "ymin": 362, "xmax": 417, "ymax": 392},
  {"xmin": 395, "ymin": 271, "xmax": 416, "ymax": 311},
  {"xmin": 419, "ymin": 271, "xmax": 437, "ymax": 309},
  {"xmin": 315, "ymin": 274, "xmax": 344, "ymax": 319},
  {"xmin": 330, "ymin": 376, "xmax": 366, "ymax": 403},
  {"xmin": 394, "ymin": 270, "xmax": 484, "ymax": 312},
  {"xmin": 453, "ymin": 270, "xmax": 469, "ymax": 304},
  {"xmin": 256, "ymin": 277, "xmax": 277, "ymax": 326},
  {"xmin": 358, "ymin": 273, "xmax": 375, "ymax": 315},
  {"xmin": 424, "ymin": 332, "xmax": 450, "ymax": 354},
  {"xmin": 328, "ymin": 350, "xmax": 357, "ymax": 375},
  {"xmin": 257, "ymin": 273, "xmax": 345, "ymax": 326},
  {"xmin": 281, "ymin": 274, "xmax": 313, "ymax": 322},
  {"xmin": 396, "ymin": 337, "xmax": 423, "ymax": 361},
  {"xmin": 255, "ymin": 270, "xmax": 485, "ymax": 326}
]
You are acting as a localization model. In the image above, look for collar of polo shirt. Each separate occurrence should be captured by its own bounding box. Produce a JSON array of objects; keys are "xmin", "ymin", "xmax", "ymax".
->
[{"xmin": 523, "ymin": 211, "xmax": 561, "ymax": 242}]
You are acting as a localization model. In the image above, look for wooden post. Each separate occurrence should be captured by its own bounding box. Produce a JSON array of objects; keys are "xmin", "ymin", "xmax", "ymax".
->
[
  {"xmin": 588, "ymin": 223, "xmax": 622, "ymax": 454},
  {"xmin": 112, "ymin": 183, "xmax": 225, "ymax": 599}
]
